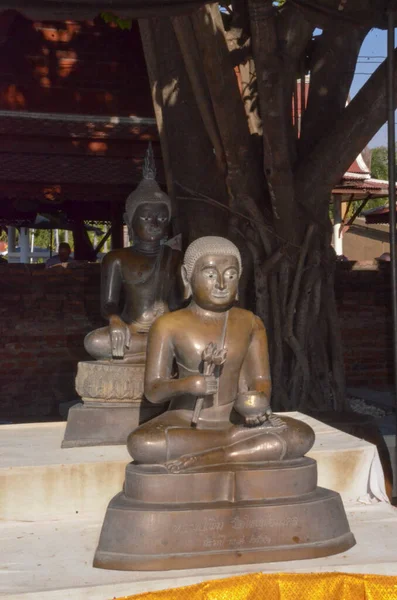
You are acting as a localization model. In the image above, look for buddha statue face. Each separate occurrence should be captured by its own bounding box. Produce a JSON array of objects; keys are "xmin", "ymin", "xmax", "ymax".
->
[
  {"xmin": 124, "ymin": 144, "xmax": 172, "ymax": 245},
  {"xmin": 185, "ymin": 254, "xmax": 240, "ymax": 312},
  {"xmin": 127, "ymin": 202, "xmax": 170, "ymax": 243}
]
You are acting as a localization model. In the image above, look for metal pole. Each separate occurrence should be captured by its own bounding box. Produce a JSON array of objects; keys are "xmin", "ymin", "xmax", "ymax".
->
[
  {"xmin": 387, "ymin": 9, "xmax": 397, "ymax": 442},
  {"xmin": 8, "ymin": 226, "xmax": 16, "ymax": 252},
  {"xmin": 30, "ymin": 229, "xmax": 35, "ymax": 264},
  {"xmin": 19, "ymin": 227, "xmax": 30, "ymax": 264},
  {"xmin": 332, "ymin": 195, "xmax": 343, "ymax": 256},
  {"xmin": 7, "ymin": 226, "xmax": 16, "ymax": 262}
]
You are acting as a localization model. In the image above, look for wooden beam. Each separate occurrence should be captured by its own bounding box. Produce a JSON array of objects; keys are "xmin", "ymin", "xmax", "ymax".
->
[
  {"xmin": 0, "ymin": 0, "xmax": 214, "ymax": 21},
  {"xmin": 94, "ymin": 227, "xmax": 112, "ymax": 253},
  {"xmin": 0, "ymin": 137, "xmax": 162, "ymax": 159},
  {"xmin": 341, "ymin": 195, "xmax": 371, "ymax": 234},
  {"xmin": 0, "ymin": 183, "xmax": 134, "ymax": 208},
  {"xmin": 0, "ymin": 113, "xmax": 158, "ymax": 141}
]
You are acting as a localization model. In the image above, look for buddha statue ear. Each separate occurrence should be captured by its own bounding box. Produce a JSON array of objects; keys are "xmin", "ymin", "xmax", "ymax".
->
[{"xmin": 181, "ymin": 265, "xmax": 192, "ymax": 300}]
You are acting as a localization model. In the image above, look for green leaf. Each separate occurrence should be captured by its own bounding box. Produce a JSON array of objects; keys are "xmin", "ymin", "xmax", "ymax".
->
[{"xmin": 100, "ymin": 12, "xmax": 132, "ymax": 30}]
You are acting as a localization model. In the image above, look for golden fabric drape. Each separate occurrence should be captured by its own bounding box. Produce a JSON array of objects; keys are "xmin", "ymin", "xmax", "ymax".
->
[{"xmin": 114, "ymin": 572, "xmax": 397, "ymax": 600}]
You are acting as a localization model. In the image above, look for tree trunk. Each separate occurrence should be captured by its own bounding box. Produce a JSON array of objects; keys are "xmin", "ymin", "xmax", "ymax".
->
[
  {"xmin": 137, "ymin": 3, "xmax": 384, "ymax": 412},
  {"xmin": 139, "ymin": 16, "xmax": 230, "ymax": 244}
]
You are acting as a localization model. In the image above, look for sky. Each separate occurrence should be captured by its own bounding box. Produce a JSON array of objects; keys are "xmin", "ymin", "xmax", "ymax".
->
[{"xmin": 350, "ymin": 28, "xmax": 388, "ymax": 148}]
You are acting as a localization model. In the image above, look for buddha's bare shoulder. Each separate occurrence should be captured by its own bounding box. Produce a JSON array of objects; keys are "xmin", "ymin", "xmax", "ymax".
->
[
  {"xmin": 230, "ymin": 306, "xmax": 256, "ymax": 321},
  {"xmin": 152, "ymin": 308, "xmax": 191, "ymax": 328},
  {"xmin": 147, "ymin": 309, "xmax": 190, "ymax": 341},
  {"xmin": 101, "ymin": 247, "xmax": 136, "ymax": 265},
  {"xmin": 229, "ymin": 307, "xmax": 266, "ymax": 331},
  {"xmin": 151, "ymin": 307, "xmax": 264, "ymax": 330}
]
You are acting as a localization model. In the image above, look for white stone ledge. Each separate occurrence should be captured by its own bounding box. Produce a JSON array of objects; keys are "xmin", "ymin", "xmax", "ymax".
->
[{"xmin": 0, "ymin": 413, "xmax": 387, "ymax": 522}]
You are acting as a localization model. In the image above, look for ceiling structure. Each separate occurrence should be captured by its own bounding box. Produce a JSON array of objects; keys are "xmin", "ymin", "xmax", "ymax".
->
[
  {"xmin": 0, "ymin": 14, "xmax": 161, "ymax": 225},
  {"xmin": 0, "ymin": 0, "xmax": 212, "ymax": 20},
  {"xmin": 0, "ymin": 6, "xmax": 391, "ymax": 229}
]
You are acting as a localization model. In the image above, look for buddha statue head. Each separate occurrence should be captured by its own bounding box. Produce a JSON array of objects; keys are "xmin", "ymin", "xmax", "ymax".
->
[
  {"xmin": 125, "ymin": 144, "xmax": 172, "ymax": 244},
  {"xmin": 182, "ymin": 236, "xmax": 242, "ymax": 311}
]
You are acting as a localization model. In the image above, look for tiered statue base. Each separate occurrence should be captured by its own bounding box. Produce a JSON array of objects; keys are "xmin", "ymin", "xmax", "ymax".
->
[
  {"xmin": 62, "ymin": 361, "xmax": 165, "ymax": 448},
  {"xmin": 94, "ymin": 457, "xmax": 355, "ymax": 570}
]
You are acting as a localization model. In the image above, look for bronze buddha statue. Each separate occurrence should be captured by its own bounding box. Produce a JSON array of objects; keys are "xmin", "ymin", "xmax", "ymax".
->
[
  {"xmin": 84, "ymin": 144, "xmax": 181, "ymax": 363},
  {"xmin": 127, "ymin": 236, "xmax": 314, "ymax": 469},
  {"xmin": 94, "ymin": 237, "xmax": 355, "ymax": 570}
]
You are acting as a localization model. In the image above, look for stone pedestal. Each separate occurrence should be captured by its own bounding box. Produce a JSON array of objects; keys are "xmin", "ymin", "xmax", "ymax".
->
[
  {"xmin": 94, "ymin": 457, "xmax": 355, "ymax": 571},
  {"xmin": 62, "ymin": 361, "xmax": 165, "ymax": 448}
]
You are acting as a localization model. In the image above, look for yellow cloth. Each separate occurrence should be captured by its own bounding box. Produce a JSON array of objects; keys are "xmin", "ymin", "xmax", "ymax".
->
[{"xmin": 114, "ymin": 572, "xmax": 397, "ymax": 600}]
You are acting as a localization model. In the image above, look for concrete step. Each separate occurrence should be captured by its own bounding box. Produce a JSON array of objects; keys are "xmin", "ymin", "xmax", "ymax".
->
[
  {"xmin": 2, "ymin": 504, "xmax": 397, "ymax": 599},
  {"xmin": 0, "ymin": 422, "xmax": 129, "ymax": 521},
  {"xmin": 0, "ymin": 413, "xmax": 387, "ymax": 522}
]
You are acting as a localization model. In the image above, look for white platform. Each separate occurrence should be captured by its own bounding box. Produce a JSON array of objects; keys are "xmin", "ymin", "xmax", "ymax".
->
[
  {"xmin": 0, "ymin": 412, "xmax": 393, "ymax": 599},
  {"xmin": 0, "ymin": 413, "xmax": 387, "ymax": 522}
]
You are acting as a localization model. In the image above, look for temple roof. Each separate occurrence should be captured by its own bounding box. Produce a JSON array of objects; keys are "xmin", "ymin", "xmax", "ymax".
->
[
  {"xmin": 362, "ymin": 203, "xmax": 397, "ymax": 225},
  {"xmin": 334, "ymin": 151, "xmax": 393, "ymax": 199}
]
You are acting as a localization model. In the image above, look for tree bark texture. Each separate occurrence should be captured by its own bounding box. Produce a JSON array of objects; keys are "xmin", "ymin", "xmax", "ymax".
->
[
  {"xmin": 139, "ymin": 17, "xmax": 229, "ymax": 243},
  {"xmin": 138, "ymin": 2, "xmax": 390, "ymax": 412}
]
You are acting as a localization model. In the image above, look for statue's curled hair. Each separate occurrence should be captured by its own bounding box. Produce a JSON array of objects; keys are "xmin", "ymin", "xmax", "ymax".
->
[{"xmin": 183, "ymin": 236, "xmax": 242, "ymax": 280}]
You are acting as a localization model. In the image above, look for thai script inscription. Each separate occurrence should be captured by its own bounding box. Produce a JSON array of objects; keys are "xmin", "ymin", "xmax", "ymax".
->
[
  {"xmin": 175, "ymin": 514, "xmax": 298, "ymax": 546},
  {"xmin": 203, "ymin": 535, "xmax": 227, "ymax": 549},
  {"xmin": 173, "ymin": 517, "xmax": 224, "ymax": 534},
  {"xmin": 248, "ymin": 533, "xmax": 271, "ymax": 545},
  {"xmin": 230, "ymin": 515, "xmax": 298, "ymax": 530},
  {"xmin": 202, "ymin": 533, "xmax": 271, "ymax": 550},
  {"xmin": 228, "ymin": 537, "xmax": 246, "ymax": 548}
]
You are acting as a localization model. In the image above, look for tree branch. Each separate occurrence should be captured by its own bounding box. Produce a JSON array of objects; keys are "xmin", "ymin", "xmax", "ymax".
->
[
  {"xmin": 190, "ymin": 5, "xmax": 272, "ymax": 244},
  {"xmin": 171, "ymin": 16, "xmax": 227, "ymax": 176},
  {"xmin": 175, "ymin": 182, "xmax": 275, "ymax": 253},
  {"xmin": 296, "ymin": 47, "xmax": 397, "ymax": 222},
  {"xmin": 285, "ymin": 222, "xmax": 315, "ymax": 334},
  {"xmin": 238, "ymin": 56, "xmax": 263, "ymax": 136},
  {"xmin": 139, "ymin": 19, "xmax": 176, "ymax": 212},
  {"xmin": 248, "ymin": 0, "xmax": 292, "ymax": 186},
  {"xmin": 248, "ymin": 0, "xmax": 310, "ymax": 246},
  {"xmin": 139, "ymin": 16, "xmax": 230, "ymax": 241},
  {"xmin": 299, "ymin": 23, "xmax": 369, "ymax": 159},
  {"xmin": 277, "ymin": 1, "xmax": 314, "ymax": 154}
]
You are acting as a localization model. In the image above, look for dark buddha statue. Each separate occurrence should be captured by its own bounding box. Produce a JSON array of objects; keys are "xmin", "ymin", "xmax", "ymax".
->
[
  {"xmin": 61, "ymin": 146, "xmax": 182, "ymax": 448},
  {"xmin": 84, "ymin": 145, "xmax": 181, "ymax": 363}
]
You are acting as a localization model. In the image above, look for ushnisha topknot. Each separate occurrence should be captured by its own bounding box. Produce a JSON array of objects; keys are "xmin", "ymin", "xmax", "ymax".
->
[
  {"xmin": 183, "ymin": 236, "xmax": 242, "ymax": 280},
  {"xmin": 125, "ymin": 142, "xmax": 172, "ymax": 224}
]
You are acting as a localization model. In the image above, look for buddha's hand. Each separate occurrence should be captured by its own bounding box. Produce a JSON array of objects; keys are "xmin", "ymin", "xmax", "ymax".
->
[
  {"xmin": 245, "ymin": 407, "xmax": 272, "ymax": 427},
  {"xmin": 184, "ymin": 375, "xmax": 219, "ymax": 396},
  {"xmin": 109, "ymin": 316, "xmax": 131, "ymax": 358}
]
